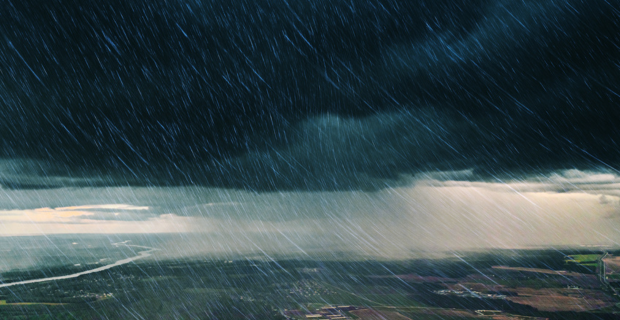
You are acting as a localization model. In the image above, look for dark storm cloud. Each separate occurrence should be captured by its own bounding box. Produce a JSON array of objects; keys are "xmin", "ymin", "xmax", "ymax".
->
[{"xmin": 1, "ymin": 0, "xmax": 619, "ymax": 190}]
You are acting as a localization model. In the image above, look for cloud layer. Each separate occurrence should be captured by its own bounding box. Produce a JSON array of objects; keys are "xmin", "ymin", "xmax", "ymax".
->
[
  {"xmin": 1, "ymin": 170, "xmax": 619, "ymax": 257},
  {"xmin": 0, "ymin": 0, "xmax": 619, "ymax": 190}
]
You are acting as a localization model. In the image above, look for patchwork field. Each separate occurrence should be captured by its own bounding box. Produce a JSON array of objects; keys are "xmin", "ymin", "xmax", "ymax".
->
[
  {"xmin": 604, "ymin": 255, "xmax": 620, "ymax": 274},
  {"xmin": 350, "ymin": 309, "xmax": 413, "ymax": 320},
  {"xmin": 1, "ymin": 249, "xmax": 619, "ymax": 319},
  {"xmin": 506, "ymin": 288, "xmax": 615, "ymax": 312}
]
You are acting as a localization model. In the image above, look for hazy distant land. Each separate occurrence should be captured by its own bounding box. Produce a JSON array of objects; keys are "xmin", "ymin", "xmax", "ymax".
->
[{"xmin": 0, "ymin": 234, "xmax": 619, "ymax": 319}]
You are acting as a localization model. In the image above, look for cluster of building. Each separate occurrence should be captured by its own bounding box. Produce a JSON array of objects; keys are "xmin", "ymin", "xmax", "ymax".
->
[
  {"xmin": 282, "ymin": 306, "xmax": 357, "ymax": 319},
  {"xmin": 76, "ymin": 292, "xmax": 114, "ymax": 300},
  {"xmin": 434, "ymin": 289, "xmax": 507, "ymax": 300},
  {"xmin": 285, "ymin": 280, "xmax": 337, "ymax": 297}
]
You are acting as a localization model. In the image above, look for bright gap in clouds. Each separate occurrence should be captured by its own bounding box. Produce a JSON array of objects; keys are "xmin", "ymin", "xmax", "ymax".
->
[{"xmin": 1, "ymin": 169, "xmax": 619, "ymax": 258}]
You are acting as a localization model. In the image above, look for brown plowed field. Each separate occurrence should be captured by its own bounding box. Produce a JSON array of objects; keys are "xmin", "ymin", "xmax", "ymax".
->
[
  {"xmin": 507, "ymin": 288, "xmax": 613, "ymax": 312},
  {"xmin": 603, "ymin": 255, "xmax": 620, "ymax": 274}
]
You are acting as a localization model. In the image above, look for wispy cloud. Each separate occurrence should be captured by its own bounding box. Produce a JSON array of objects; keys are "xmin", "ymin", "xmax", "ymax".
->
[{"xmin": 54, "ymin": 204, "xmax": 149, "ymax": 211}]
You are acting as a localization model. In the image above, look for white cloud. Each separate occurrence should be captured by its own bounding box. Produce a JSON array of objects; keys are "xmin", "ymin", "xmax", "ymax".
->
[
  {"xmin": 54, "ymin": 204, "xmax": 149, "ymax": 211},
  {"xmin": 0, "ymin": 212, "xmax": 200, "ymax": 236}
]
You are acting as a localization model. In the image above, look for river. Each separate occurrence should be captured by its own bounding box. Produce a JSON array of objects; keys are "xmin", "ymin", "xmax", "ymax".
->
[{"xmin": 0, "ymin": 243, "xmax": 157, "ymax": 288}]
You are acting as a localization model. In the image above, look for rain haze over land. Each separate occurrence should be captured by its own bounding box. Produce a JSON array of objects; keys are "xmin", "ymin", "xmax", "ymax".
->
[{"xmin": 1, "ymin": 0, "xmax": 620, "ymax": 319}]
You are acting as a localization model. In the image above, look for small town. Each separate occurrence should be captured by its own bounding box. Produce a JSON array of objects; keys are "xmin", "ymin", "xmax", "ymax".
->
[
  {"xmin": 282, "ymin": 305, "xmax": 357, "ymax": 320},
  {"xmin": 434, "ymin": 289, "xmax": 508, "ymax": 300}
]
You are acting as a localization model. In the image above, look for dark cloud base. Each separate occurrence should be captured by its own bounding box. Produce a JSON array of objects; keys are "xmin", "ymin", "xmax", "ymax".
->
[{"xmin": 1, "ymin": 0, "xmax": 619, "ymax": 190}]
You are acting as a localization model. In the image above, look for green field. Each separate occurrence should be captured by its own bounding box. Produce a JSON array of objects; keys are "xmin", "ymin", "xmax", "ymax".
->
[
  {"xmin": 0, "ymin": 299, "xmax": 64, "ymax": 306},
  {"xmin": 398, "ymin": 313, "xmax": 478, "ymax": 320},
  {"xmin": 566, "ymin": 254, "xmax": 599, "ymax": 264},
  {"xmin": 299, "ymin": 292, "xmax": 425, "ymax": 308},
  {"xmin": 379, "ymin": 307, "xmax": 479, "ymax": 320}
]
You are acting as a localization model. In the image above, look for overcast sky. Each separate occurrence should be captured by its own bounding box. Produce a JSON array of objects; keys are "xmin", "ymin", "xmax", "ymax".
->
[{"xmin": 1, "ymin": 0, "xmax": 620, "ymax": 257}]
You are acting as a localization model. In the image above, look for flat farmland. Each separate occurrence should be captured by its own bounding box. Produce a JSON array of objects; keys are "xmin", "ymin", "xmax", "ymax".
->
[
  {"xmin": 505, "ymin": 287, "xmax": 615, "ymax": 312},
  {"xmin": 492, "ymin": 266, "xmax": 586, "ymax": 276},
  {"xmin": 350, "ymin": 308, "xmax": 413, "ymax": 320},
  {"xmin": 385, "ymin": 307, "xmax": 479, "ymax": 320},
  {"xmin": 604, "ymin": 254, "xmax": 620, "ymax": 274}
]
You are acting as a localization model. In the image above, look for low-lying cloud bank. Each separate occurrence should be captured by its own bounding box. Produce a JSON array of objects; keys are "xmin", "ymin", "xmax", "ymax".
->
[{"xmin": 1, "ymin": 170, "xmax": 619, "ymax": 257}]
